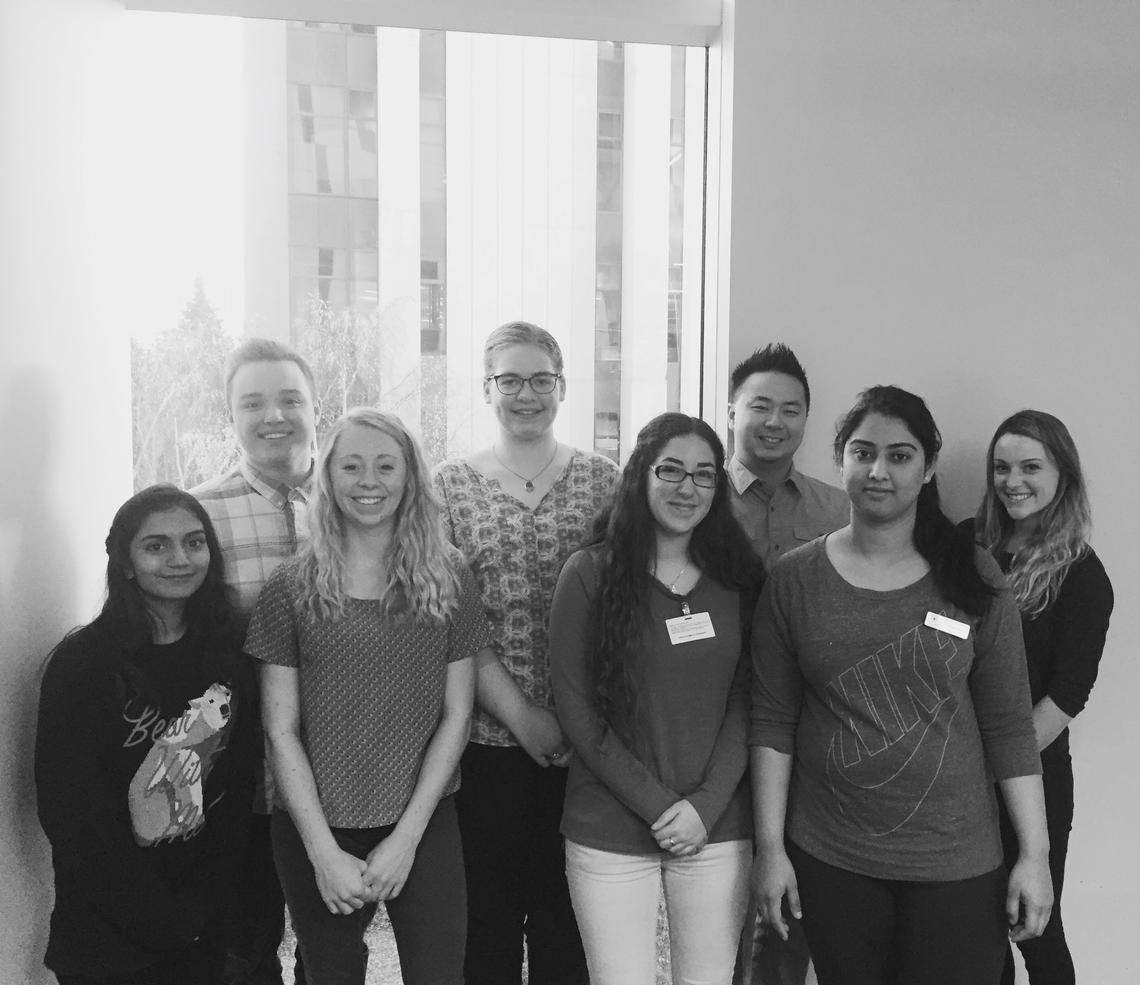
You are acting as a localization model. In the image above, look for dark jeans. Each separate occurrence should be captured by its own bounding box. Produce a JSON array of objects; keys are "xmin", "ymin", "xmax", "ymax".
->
[
  {"xmin": 55, "ymin": 939, "xmax": 222, "ymax": 985},
  {"xmin": 272, "ymin": 797, "xmax": 465, "ymax": 985},
  {"xmin": 222, "ymin": 812, "xmax": 304, "ymax": 985},
  {"xmin": 733, "ymin": 903, "xmax": 813, "ymax": 985},
  {"xmin": 999, "ymin": 756, "xmax": 1076, "ymax": 985},
  {"xmin": 457, "ymin": 743, "xmax": 588, "ymax": 985},
  {"xmin": 788, "ymin": 841, "xmax": 1008, "ymax": 985}
]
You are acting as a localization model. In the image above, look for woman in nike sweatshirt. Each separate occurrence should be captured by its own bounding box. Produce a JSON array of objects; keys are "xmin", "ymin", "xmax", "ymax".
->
[{"xmin": 750, "ymin": 386, "xmax": 1052, "ymax": 985}]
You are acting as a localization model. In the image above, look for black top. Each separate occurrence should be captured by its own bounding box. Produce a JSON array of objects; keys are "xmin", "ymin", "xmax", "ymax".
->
[
  {"xmin": 998, "ymin": 548, "xmax": 1114, "ymax": 764},
  {"xmin": 959, "ymin": 518, "xmax": 1115, "ymax": 766},
  {"xmin": 35, "ymin": 626, "xmax": 257, "ymax": 977}
]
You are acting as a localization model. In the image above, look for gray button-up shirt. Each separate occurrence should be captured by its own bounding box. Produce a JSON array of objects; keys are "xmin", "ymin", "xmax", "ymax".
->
[{"xmin": 727, "ymin": 457, "xmax": 849, "ymax": 568}]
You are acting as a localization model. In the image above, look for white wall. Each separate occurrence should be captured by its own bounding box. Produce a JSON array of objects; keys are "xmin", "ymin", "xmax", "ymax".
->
[
  {"xmin": 723, "ymin": 2, "xmax": 1140, "ymax": 981},
  {"xmin": 0, "ymin": 1, "xmax": 132, "ymax": 981}
]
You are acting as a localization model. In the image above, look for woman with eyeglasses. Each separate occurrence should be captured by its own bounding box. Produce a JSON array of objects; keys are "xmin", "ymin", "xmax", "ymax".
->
[
  {"xmin": 549, "ymin": 413, "xmax": 761, "ymax": 985},
  {"xmin": 969, "ymin": 411, "xmax": 1113, "ymax": 985},
  {"xmin": 432, "ymin": 321, "xmax": 618, "ymax": 985}
]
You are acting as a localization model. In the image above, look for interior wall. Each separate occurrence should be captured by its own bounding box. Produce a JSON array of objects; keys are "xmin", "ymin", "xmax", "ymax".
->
[
  {"xmin": 723, "ymin": 2, "xmax": 1140, "ymax": 981},
  {"xmin": 0, "ymin": 1, "xmax": 130, "ymax": 981}
]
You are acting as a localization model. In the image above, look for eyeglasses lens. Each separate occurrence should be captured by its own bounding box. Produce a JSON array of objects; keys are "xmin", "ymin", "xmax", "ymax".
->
[
  {"xmin": 653, "ymin": 465, "xmax": 717, "ymax": 488},
  {"xmin": 495, "ymin": 374, "xmax": 557, "ymax": 395}
]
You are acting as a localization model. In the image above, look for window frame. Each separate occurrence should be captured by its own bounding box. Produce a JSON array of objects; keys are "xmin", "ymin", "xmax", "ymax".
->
[{"xmin": 122, "ymin": 0, "xmax": 721, "ymax": 47}]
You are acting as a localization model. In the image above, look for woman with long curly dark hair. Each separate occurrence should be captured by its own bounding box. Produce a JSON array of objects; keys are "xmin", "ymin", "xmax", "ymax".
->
[
  {"xmin": 971, "ymin": 410, "xmax": 1113, "ymax": 985},
  {"xmin": 35, "ymin": 485, "xmax": 257, "ymax": 985},
  {"xmin": 550, "ymin": 412, "xmax": 762, "ymax": 985}
]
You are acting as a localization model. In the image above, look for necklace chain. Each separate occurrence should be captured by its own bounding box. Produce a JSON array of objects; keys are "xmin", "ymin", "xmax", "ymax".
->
[
  {"xmin": 668, "ymin": 561, "xmax": 690, "ymax": 594},
  {"xmin": 492, "ymin": 443, "xmax": 559, "ymax": 493},
  {"xmin": 653, "ymin": 557, "xmax": 691, "ymax": 594}
]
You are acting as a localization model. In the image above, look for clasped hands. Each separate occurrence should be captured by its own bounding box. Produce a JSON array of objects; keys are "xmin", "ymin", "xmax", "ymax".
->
[
  {"xmin": 651, "ymin": 799, "xmax": 708, "ymax": 857},
  {"xmin": 314, "ymin": 833, "xmax": 418, "ymax": 915},
  {"xmin": 515, "ymin": 705, "xmax": 574, "ymax": 769}
]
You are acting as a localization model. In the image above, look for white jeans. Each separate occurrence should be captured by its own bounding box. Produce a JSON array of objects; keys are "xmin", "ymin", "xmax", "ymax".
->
[{"xmin": 565, "ymin": 839, "xmax": 752, "ymax": 985}]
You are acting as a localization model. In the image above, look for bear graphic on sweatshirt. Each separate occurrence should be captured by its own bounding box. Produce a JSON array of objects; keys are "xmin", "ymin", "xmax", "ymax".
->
[{"xmin": 127, "ymin": 683, "xmax": 232, "ymax": 846}]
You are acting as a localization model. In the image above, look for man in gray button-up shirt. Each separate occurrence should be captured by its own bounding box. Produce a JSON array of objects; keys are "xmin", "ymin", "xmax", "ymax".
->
[
  {"xmin": 727, "ymin": 343, "xmax": 848, "ymax": 570},
  {"xmin": 727, "ymin": 342, "xmax": 847, "ymax": 985}
]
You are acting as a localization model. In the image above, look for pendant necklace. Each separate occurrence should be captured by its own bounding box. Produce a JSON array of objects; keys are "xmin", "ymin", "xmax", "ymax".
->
[
  {"xmin": 668, "ymin": 560, "xmax": 690, "ymax": 594},
  {"xmin": 653, "ymin": 557, "xmax": 690, "ymax": 593},
  {"xmin": 654, "ymin": 557, "xmax": 692, "ymax": 614},
  {"xmin": 493, "ymin": 443, "xmax": 559, "ymax": 493}
]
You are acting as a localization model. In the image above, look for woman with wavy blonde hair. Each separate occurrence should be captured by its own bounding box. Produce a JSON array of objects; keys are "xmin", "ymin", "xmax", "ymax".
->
[
  {"xmin": 297, "ymin": 408, "xmax": 462, "ymax": 623},
  {"xmin": 246, "ymin": 408, "xmax": 493, "ymax": 984},
  {"xmin": 973, "ymin": 409, "xmax": 1114, "ymax": 985}
]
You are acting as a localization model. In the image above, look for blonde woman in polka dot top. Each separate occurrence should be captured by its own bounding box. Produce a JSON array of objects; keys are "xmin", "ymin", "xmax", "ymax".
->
[{"xmin": 246, "ymin": 408, "xmax": 494, "ymax": 985}]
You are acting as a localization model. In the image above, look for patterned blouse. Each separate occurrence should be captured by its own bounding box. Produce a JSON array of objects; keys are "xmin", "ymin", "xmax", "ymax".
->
[
  {"xmin": 245, "ymin": 560, "xmax": 492, "ymax": 827},
  {"xmin": 433, "ymin": 450, "xmax": 619, "ymax": 747}
]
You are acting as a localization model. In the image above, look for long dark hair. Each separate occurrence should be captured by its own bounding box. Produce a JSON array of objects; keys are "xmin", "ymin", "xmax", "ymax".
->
[
  {"xmin": 976, "ymin": 410, "xmax": 1091, "ymax": 616},
  {"xmin": 834, "ymin": 386, "xmax": 995, "ymax": 616},
  {"xmin": 591, "ymin": 413, "xmax": 762, "ymax": 733},
  {"xmin": 49, "ymin": 485, "xmax": 237, "ymax": 705}
]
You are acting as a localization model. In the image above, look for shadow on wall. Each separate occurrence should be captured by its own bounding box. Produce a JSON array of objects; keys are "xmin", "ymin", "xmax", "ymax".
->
[{"xmin": 0, "ymin": 366, "xmax": 78, "ymax": 983}]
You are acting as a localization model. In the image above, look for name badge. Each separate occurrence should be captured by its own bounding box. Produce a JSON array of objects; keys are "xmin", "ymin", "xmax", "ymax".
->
[
  {"xmin": 925, "ymin": 611, "xmax": 970, "ymax": 640},
  {"xmin": 666, "ymin": 611, "xmax": 716, "ymax": 645}
]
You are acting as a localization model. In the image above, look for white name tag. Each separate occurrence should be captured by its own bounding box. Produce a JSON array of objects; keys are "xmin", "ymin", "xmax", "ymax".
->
[
  {"xmin": 925, "ymin": 611, "xmax": 970, "ymax": 640},
  {"xmin": 665, "ymin": 611, "xmax": 716, "ymax": 645}
]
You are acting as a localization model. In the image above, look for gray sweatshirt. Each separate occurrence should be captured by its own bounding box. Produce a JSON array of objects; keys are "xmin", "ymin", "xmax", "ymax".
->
[{"xmin": 751, "ymin": 538, "xmax": 1039, "ymax": 881}]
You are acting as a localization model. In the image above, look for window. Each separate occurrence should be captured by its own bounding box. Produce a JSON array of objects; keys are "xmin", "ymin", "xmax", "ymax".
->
[{"xmin": 126, "ymin": 11, "xmax": 708, "ymax": 487}]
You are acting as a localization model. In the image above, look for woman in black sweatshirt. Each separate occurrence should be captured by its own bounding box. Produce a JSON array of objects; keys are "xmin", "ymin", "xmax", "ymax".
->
[{"xmin": 35, "ymin": 485, "xmax": 256, "ymax": 985}]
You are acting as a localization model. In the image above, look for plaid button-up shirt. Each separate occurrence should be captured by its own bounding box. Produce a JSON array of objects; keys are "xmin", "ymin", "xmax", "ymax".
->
[{"xmin": 191, "ymin": 460, "xmax": 314, "ymax": 622}]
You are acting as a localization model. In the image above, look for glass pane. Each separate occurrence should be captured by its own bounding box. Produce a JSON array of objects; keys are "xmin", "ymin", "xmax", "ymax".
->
[
  {"xmin": 316, "ymin": 196, "xmax": 349, "ymax": 246},
  {"xmin": 290, "ymin": 82, "xmax": 314, "ymax": 114},
  {"xmin": 354, "ymin": 250, "xmax": 379, "ymax": 281},
  {"xmin": 310, "ymin": 116, "xmax": 346, "ymax": 194},
  {"xmin": 348, "ymin": 89, "xmax": 376, "ymax": 121},
  {"xmin": 313, "ymin": 32, "xmax": 346, "ymax": 86},
  {"xmin": 288, "ymin": 125, "xmax": 319, "ymax": 193},
  {"xmin": 346, "ymin": 34, "xmax": 377, "ymax": 90},
  {"xmin": 309, "ymin": 84, "xmax": 344, "ymax": 117},
  {"xmin": 352, "ymin": 279, "xmax": 378, "ymax": 310},
  {"xmin": 290, "ymin": 246, "xmax": 319, "ymax": 276},
  {"xmin": 347, "ymin": 120, "xmax": 378, "ymax": 197},
  {"xmin": 287, "ymin": 29, "xmax": 317, "ymax": 83},
  {"xmin": 349, "ymin": 198, "xmax": 378, "ymax": 249},
  {"xmin": 289, "ymin": 195, "xmax": 318, "ymax": 245}
]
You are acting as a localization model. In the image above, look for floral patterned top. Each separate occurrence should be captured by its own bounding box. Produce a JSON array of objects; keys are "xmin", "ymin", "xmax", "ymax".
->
[{"xmin": 433, "ymin": 450, "xmax": 619, "ymax": 746}]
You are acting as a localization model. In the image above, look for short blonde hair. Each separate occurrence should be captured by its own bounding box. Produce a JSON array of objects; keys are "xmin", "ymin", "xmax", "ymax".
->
[{"xmin": 483, "ymin": 321, "xmax": 564, "ymax": 376}]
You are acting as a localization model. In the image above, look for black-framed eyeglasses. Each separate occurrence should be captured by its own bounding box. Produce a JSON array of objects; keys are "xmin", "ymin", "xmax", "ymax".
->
[
  {"xmin": 485, "ymin": 372, "xmax": 562, "ymax": 395},
  {"xmin": 651, "ymin": 463, "xmax": 719, "ymax": 488}
]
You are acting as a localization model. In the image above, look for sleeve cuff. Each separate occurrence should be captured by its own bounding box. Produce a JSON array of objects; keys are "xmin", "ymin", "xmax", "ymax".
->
[{"xmin": 749, "ymin": 725, "xmax": 795, "ymax": 754}]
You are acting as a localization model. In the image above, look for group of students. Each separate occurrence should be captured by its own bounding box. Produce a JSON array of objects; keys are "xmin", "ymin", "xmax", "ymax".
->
[{"xmin": 34, "ymin": 324, "xmax": 1112, "ymax": 985}]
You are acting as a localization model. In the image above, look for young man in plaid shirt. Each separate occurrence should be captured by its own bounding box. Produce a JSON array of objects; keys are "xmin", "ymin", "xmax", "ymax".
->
[{"xmin": 193, "ymin": 337, "xmax": 318, "ymax": 985}]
